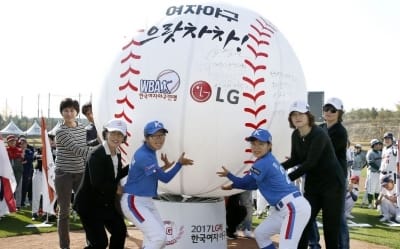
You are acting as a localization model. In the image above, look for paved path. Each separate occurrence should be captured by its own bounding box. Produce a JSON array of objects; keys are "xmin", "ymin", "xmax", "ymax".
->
[{"xmin": 0, "ymin": 227, "xmax": 392, "ymax": 249}]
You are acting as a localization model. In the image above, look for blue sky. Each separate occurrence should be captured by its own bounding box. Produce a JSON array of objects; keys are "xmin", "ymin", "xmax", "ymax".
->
[{"xmin": 1, "ymin": 0, "xmax": 399, "ymax": 118}]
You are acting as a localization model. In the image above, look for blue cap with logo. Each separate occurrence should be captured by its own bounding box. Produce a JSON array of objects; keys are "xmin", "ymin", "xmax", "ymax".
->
[
  {"xmin": 144, "ymin": 121, "xmax": 168, "ymax": 136},
  {"xmin": 245, "ymin": 129, "xmax": 272, "ymax": 143}
]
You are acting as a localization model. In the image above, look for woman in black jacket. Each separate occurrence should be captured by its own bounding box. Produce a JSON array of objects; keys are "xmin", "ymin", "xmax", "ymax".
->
[
  {"xmin": 73, "ymin": 118, "xmax": 129, "ymax": 249},
  {"xmin": 282, "ymin": 100, "xmax": 345, "ymax": 249}
]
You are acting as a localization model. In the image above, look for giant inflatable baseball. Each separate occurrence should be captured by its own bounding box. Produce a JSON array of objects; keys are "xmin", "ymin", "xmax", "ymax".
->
[{"xmin": 94, "ymin": 3, "xmax": 306, "ymax": 197}]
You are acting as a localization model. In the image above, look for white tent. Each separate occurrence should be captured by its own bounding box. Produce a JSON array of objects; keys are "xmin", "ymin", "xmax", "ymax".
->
[
  {"xmin": 48, "ymin": 120, "xmax": 62, "ymax": 136},
  {"xmin": 25, "ymin": 120, "xmax": 41, "ymax": 136},
  {"xmin": 0, "ymin": 120, "xmax": 24, "ymax": 135}
]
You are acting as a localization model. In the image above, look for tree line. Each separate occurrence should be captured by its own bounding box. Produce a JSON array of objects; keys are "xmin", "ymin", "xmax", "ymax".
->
[{"xmin": 1, "ymin": 105, "xmax": 400, "ymax": 134}]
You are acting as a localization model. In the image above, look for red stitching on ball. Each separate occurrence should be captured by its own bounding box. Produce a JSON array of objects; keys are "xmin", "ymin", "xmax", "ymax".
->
[
  {"xmin": 120, "ymin": 66, "xmax": 140, "ymax": 78},
  {"xmin": 114, "ymin": 111, "xmax": 132, "ymax": 124},
  {"xmin": 116, "ymin": 95, "xmax": 135, "ymax": 109},
  {"xmin": 242, "ymin": 76, "xmax": 265, "ymax": 88},
  {"xmin": 118, "ymin": 80, "xmax": 138, "ymax": 92},
  {"xmin": 256, "ymin": 18, "xmax": 275, "ymax": 34},
  {"xmin": 244, "ymin": 105, "xmax": 266, "ymax": 117},
  {"xmin": 250, "ymin": 24, "xmax": 271, "ymax": 38},
  {"xmin": 242, "ymin": 91, "xmax": 265, "ymax": 102},
  {"xmin": 245, "ymin": 120, "xmax": 267, "ymax": 130},
  {"xmin": 122, "ymin": 39, "xmax": 141, "ymax": 50},
  {"xmin": 246, "ymin": 44, "xmax": 268, "ymax": 58},
  {"xmin": 244, "ymin": 59, "xmax": 266, "ymax": 73},
  {"xmin": 121, "ymin": 52, "xmax": 141, "ymax": 63},
  {"xmin": 247, "ymin": 33, "xmax": 270, "ymax": 46}
]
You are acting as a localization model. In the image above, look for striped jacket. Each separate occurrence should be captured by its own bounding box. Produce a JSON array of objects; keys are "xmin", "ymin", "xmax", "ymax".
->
[{"xmin": 55, "ymin": 121, "xmax": 93, "ymax": 173}]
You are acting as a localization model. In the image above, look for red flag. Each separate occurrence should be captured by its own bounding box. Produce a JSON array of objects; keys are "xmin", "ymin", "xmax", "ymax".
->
[
  {"xmin": 40, "ymin": 117, "xmax": 57, "ymax": 214},
  {"xmin": 0, "ymin": 136, "xmax": 17, "ymax": 213}
]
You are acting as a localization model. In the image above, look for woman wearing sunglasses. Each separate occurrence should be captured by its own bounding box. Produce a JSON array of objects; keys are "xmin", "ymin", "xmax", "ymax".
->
[{"xmin": 308, "ymin": 97, "xmax": 349, "ymax": 249}]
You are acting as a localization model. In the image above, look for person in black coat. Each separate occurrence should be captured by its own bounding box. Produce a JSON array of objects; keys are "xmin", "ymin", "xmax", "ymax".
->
[
  {"xmin": 73, "ymin": 118, "xmax": 129, "ymax": 249},
  {"xmin": 281, "ymin": 100, "xmax": 345, "ymax": 249},
  {"xmin": 225, "ymin": 193, "xmax": 247, "ymax": 239}
]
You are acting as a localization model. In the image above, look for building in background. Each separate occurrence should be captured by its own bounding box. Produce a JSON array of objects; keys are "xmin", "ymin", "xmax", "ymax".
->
[{"xmin": 308, "ymin": 91, "xmax": 324, "ymax": 123}]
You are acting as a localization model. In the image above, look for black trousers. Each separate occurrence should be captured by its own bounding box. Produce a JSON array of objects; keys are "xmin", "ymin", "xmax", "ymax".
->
[
  {"xmin": 298, "ymin": 184, "xmax": 344, "ymax": 249},
  {"xmin": 226, "ymin": 194, "xmax": 247, "ymax": 234},
  {"xmin": 78, "ymin": 208, "xmax": 127, "ymax": 249}
]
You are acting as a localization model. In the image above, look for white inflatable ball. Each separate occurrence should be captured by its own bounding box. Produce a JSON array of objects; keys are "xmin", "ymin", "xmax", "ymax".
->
[{"xmin": 94, "ymin": 3, "xmax": 307, "ymax": 197}]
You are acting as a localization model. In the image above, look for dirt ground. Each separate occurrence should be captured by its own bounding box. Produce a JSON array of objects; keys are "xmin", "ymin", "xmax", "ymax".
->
[{"xmin": 0, "ymin": 226, "xmax": 392, "ymax": 249}]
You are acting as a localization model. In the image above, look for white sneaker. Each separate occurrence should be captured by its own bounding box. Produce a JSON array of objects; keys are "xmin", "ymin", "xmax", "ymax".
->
[
  {"xmin": 368, "ymin": 204, "xmax": 373, "ymax": 209},
  {"xmin": 346, "ymin": 214, "xmax": 354, "ymax": 219},
  {"xmin": 243, "ymin": 229, "xmax": 253, "ymax": 238}
]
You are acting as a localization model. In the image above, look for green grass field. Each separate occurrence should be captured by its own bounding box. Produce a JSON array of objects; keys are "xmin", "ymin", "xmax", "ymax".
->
[
  {"xmin": 1, "ymin": 192, "xmax": 399, "ymax": 248},
  {"xmin": 253, "ymin": 191, "xmax": 400, "ymax": 249},
  {"xmin": 0, "ymin": 208, "xmax": 82, "ymax": 238}
]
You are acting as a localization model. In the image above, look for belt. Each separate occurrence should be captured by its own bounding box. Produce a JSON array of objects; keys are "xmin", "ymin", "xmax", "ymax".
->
[{"xmin": 275, "ymin": 191, "xmax": 302, "ymax": 211}]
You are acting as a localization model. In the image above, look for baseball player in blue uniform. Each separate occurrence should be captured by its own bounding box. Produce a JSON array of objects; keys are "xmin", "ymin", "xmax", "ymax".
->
[
  {"xmin": 121, "ymin": 120, "xmax": 194, "ymax": 249},
  {"xmin": 217, "ymin": 129, "xmax": 311, "ymax": 249}
]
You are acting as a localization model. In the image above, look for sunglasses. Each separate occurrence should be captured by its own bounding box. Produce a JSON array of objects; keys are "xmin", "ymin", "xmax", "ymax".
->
[{"xmin": 323, "ymin": 105, "xmax": 337, "ymax": 113}]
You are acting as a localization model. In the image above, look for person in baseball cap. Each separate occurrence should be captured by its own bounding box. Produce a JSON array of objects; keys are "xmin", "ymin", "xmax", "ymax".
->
[
  {"xmin": 350, "ymin": 175, "xmax": 360, "ymax": 184},
  {"xmin": 376, "ymin": 174, "xmax": 400, "ymax": 222},
  {"xmin": 383, "ymin": 132, "xmax": 394, "ymax": 140},
  {"xmin": 380, "ymin": 174, "xmax": 393, "ymax": 187},
  {"xmin": 73, "ymin": 117, "xmax": 130, "ymax": 248},
  {"xmin": 284, "ymin": 99, "xmax": 344, "ymax": 248},
  {"xmin": 217, "ymin": 126, "xmax": 311, "ymax": 248},
  {"xmin": 6, "ymin": 134, "xmax": 17, "ymax": 144},
  {"xmin": 144, "ymin": 120, "xmax": 168, "ymax": 136},
  {"xmin": 323, "ymin": 97, "xmax": 344, "ymax": 122},
  {"xmin": 287, "ymin": 100, "xmax": 315, "ymax": 129},
  {"xmin": 370, "ymin": 138, "xmax": 382, "ymax": 148},
  {"xmin": 102, "ymin": 118, "xmax": 128, "ymax": 143},
  {"xmin": 324, "ymin": 97, "xmax": 343, "ymax": 111},
  {"xmin": 121, "ymin": 120, "xmax": 193, "ymax": 249},
  {"xmin": 354, "ymin": 144, "xmax": 362, "ymax": 149},
  {"xmin": 245, "ymin": 129, "xmax": 272, "ymax": 143},
  {"xmin": 288, "ymin": 100, "xmax": 310, "ymax": 114},
  {"xmin": 104, "ymin": 118, "xmax": 127, "ymax": 136}
]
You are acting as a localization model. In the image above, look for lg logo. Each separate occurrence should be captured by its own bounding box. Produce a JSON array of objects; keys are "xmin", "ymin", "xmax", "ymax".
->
[{"xmin": 190, "ymin": 81, "xmax": 239, "ymax": 104}]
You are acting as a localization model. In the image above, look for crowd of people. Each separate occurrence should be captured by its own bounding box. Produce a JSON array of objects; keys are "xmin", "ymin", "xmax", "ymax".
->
[{"xmin": 1, "ymin": 96, "xmax": 399, "ymax": 249}]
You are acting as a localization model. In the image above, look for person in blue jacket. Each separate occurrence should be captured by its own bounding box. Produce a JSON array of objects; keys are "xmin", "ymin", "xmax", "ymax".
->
[
  {"xmin": 121, "ymin": 120, "xmax": 194, "ymax": 249},
  {"xmin": 217, "ymin": 128, "xmax": 311, "ymax": 249}
]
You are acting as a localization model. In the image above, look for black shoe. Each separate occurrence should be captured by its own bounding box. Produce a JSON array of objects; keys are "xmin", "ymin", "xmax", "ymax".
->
[
  {"xmin": 226, "ymin": 230, "xmax": 237, "ymax": 240},
  {"xmin": 32, "ymin": 213, "xmax": 39, "ymax": 221},
  {"xmin": 47, "ymin": 214, "xmax": 57, "ymax": 222}
]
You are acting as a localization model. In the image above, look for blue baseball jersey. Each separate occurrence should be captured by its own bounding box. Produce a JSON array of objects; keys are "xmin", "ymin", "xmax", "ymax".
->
[
  {"xmin": 123, "ymin": 143, "xmax": 182, "ymax": 197},
  {"xmin": 228, "ymin": 152, "xmax": 299, "ymax": 206}
]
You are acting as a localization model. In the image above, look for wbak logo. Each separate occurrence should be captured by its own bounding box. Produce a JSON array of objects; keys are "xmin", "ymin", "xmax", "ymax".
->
[{"xmin": 140, "ymin": 69, "xmax": 180, "ymax": 94}]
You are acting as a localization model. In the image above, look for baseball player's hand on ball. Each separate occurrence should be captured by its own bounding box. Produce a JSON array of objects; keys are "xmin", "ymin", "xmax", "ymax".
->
[
  {"xmin": 178, "ymin": 152, "xmax": 194, "ymax": 166},
  {"xmin": 221, "ymin": 184, "xmax": 233, "ymax": 190},
  {"xmin": 216, "ymin": 166, "xmax": 230, "ymax": 177},
  {"xmin": 161, "ymin": 153, "xmax": 175, "ymax": 170}
]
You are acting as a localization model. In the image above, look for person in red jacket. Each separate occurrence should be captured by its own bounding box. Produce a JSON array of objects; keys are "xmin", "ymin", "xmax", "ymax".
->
[{"xmin": 6, "ymin": 134, "xmax": 24, "ymax": 209}]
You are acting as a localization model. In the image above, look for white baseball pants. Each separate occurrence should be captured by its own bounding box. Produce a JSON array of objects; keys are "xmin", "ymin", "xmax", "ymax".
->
[{"xmin": 121, "ymin": 194, "xmax": 166, "ymax": 249}]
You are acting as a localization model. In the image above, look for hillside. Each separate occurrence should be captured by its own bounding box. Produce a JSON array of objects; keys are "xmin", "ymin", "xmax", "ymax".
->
[{"xmin": 344, "ymin": 119, "xmax": 399, "ymax": 146}]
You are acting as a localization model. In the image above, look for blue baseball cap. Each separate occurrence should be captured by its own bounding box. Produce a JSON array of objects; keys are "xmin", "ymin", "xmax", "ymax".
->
[
  {"xmin": 245, "ymin": 129, "xmax": 272, "ymax": 143},
  {"xmin": 144, "ymin": 121, "xmax": 168, "ymax": 136}
]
